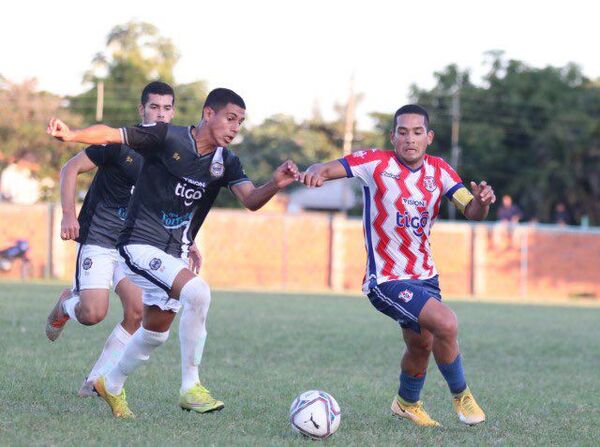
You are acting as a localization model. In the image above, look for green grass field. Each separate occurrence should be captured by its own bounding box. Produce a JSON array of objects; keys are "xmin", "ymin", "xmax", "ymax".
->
[{"xmin": 1, "ymin": 282, "xmax": 599, "ymax": 446}]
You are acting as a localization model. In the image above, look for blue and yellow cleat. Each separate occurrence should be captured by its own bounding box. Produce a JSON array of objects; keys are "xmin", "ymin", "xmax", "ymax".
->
[
  {"xmin": 93, "ymin": 376, "xmax": 135, "ymax": 419},
  {"xmin": 179, "ymin": 382, "xmax": 224, "ymax": 413},
  {"xmin": 391, "ymin": 395, "xmax": 441, "ymax": 427},
  {"xmin": 453, "ymin": 387, "xmax": 486, "ymax": 425}
]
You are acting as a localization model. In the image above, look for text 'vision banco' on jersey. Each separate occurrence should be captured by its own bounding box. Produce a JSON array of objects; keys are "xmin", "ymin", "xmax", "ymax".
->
[
  {"xmin": 76, "ymin": 144, "xmax": 142, "ymax": 248},
  {"xmin": 117, "ymin": 122, "xmax": 249, "ymax": 258},
  {"xmin": 339, "ymin": 149, "xmax": 467, "ymax": 293}
]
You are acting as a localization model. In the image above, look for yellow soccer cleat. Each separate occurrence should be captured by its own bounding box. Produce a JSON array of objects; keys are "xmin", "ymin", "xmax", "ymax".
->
[
  {"xmin": 391, "ymin": 395, "xmax": 441, "ymax": 427},
  {"xmin": 179, "ymin": 382, "xmax": 224, "ymax": 413},
  {"xmin": 93, "ymin": 376, "xmax": 135, "ymax": 419},
  {"xmin": 453, "ymin": 387, "xmax": 486, "ymax": 425},
  {"xmin": 45, "ymin": 288, "xmax": 72, "ymax": 341}
]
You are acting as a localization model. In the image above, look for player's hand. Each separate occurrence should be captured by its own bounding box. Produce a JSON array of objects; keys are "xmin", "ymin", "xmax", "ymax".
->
[
  {"xmin": 300, "ymin": 167, "xmax": 325, "ymax": 188},
  {"xmin": 188, "ymin": 243, "xmax": 202, "ymax": 274},
  {"xmin": 60, "ymin": 214, "xmax": 80, "ymax": 240},
  {"xmin": 470, "ymin": 181, "xmax": 496, "ymax": 206},
  {"xmin": 273, "ymin": 160, "xmax": 300, "ymax": 189},
  {"xmin": 47, "ymin": 117, "xmax": 73, "ymax": 142}
]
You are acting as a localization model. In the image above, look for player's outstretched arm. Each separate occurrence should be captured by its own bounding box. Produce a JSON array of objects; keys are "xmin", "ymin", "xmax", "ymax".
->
[
  {"xmin": 463, "ymin": 181, "xmax": 496, "ymax": 221},
  {"xmin": 300, "ymin": 160, "xmax": 348, "ymax": 187},
  {"xmin": 232, "ymin": 160, "xmax": 299, "ymax": 211},
  {"xmin": 47, "ymin": 117, "xmax": 123, "ymax": 145},
  {"xmin": 59, "ymin": 151, "xmax": 98, "ymax": 240}
]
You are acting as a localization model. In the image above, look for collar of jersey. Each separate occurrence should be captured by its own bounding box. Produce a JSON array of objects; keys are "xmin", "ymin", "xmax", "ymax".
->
[
  {"xmin": 393, "ymin": 152, "xmax": 424, "ymax": 173},
  {"xmin": 189, "ymin": 126, "xmax": 221, "ymax": 158}
]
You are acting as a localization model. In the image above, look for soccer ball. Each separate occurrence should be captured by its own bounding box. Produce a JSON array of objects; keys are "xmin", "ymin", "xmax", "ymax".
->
[{"xmin": 289, "ymin": 390, "xmax": 341, "ymax": 439}]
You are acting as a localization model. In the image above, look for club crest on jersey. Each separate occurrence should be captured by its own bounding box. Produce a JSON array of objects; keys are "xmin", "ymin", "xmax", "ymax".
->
[
  {"xmin": 210, "ymin": 161, "xmax": 224, "ymax": 178},
  {"xmin": 398, "ymin": 289, "xmax": 414, "ymax": 303},
  {"xmin": 396, "ymin": 211, "xmax": 430, "ymax": 237},
  {"xmin": 125, "ymin": 156, "xmax": 133, "ymax": 163},
  {"xmin": 82, "ymin": 257, "xmax": 93, "ymax": 270},
  {"xmin": 423, "ymin": 176, "xmax": 437, "ymax": 192},
  {"xmin": 149, "ymin": 258, "xmax": 162, "ymax": 270}
]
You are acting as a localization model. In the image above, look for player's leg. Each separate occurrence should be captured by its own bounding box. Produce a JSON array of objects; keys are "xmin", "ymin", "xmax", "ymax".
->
[
  {"xmin": 418, "ymin": 298, "xmax": 486, "ymax": 425},
  {"xmin": 399, "ymin": 327, "xmax": 433, "ymax": 402},
  {"xmin": 65, "ymin": 289, "xmax": 110, "ymax": 325},
  {"xmin": 46, "ymin": 244, "xmax": 112, "ymax": 341},
  {"xmin": 93, "ymin": 245, "xmax": 183, "ymax": 417},
  {"xmin": 79, "ymin": 271, "xmax": 143, "ymax": 397},
  {"xmin": 391, "ymin": 327, "xmax": 441, "ymax": 426},
  {"xmin": 367, "ymin": 282, "xmax": 439, "ymax": 427},
  {"xmin": 95, "ymin": 304, "xmax": 172, "ymax": 418},
  {"xmin": 170, "ymin": 269, "xmax": 223, "ymax": 413}
]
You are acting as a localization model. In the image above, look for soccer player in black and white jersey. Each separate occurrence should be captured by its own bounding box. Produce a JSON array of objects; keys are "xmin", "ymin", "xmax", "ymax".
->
[
  {"xmin": 47, "ymin": 88, "xmax": 299, "ymax": 418},
  {"xmin": 45, "ymin": 82, "xmax": 202, "ymax": 397}
]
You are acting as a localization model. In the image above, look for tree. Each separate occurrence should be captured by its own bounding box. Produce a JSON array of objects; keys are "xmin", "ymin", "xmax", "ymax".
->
[
  {"xmin": 69, "ymin": 21, "xmax": 180, "ymax": 127},
  {"xmin": 0, "ymin": 77, "xmax": 83, "ymax": 182},
  {"xmin": 410, "ymin": 54, "xmax": 600, "ymax": 224},
  {"xmin": 171, "ymin": 80, "xmax": 208, "ymax": 126}
]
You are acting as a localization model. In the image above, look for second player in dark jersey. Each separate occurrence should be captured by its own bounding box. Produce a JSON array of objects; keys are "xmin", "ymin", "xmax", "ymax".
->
[{"xmin": 77, "ymin": 144, "xmax": 142, "ymax": 248}]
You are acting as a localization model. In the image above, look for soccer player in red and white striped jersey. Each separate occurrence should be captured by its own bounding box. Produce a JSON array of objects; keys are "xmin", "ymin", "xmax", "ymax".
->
[{"xmin": 301, "ymin": 104, "xmax": 495, "ymax": 427}]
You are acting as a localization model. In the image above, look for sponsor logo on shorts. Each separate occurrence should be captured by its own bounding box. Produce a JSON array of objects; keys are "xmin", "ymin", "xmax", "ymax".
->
[
  {"xmin": 399, "ymin": 289, "xmax": 414, "ymax": 303},
  {"xmin": 149, "ymin": 258, "xmax": 162, "ymax": 270},
  {"xmin": 210, "ymin": 161, "xmax": 224, "ymax": 178},
  {"xmin": 423, "ymin": 176, "xmax": 437, "ymax": 192},
  {"xmin": 82, "ymin": 257, "xmax": 93, "ymax": 270}
]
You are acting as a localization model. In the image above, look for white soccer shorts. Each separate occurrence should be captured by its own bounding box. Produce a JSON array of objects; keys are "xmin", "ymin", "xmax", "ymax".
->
[
  {"xmin": 117, "ymin": 244, "xmax": 188, "ymax": 312},
  {"xmin": 73, "ymin": 243, "xmax": 127, "ymax": 292}
]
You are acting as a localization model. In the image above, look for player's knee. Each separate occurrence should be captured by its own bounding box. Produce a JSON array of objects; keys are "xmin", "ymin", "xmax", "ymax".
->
[
  {"xmin": 140, "ymin": 326, "xmax": 170, "ymax": 347},
  {"xmin": 412, "ymin": 338, "xmax": 433, "ymax": 355},
  {"xmin": 180, "ymin": 277, "xmax": 211, "ymax": 314},
  {"xmin": 78, "ymin": 306, "xmax": 107, "ymax": 325},
  {"xmin": 435, "ymin": 312, "xmax": 458, "ymax": 340},
  {"xmin": 123, "ymin": 300, "xmax": 143, "ymax": 326}
]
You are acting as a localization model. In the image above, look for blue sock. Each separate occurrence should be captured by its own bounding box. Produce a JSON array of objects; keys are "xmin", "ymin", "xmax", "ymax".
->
[
  {"xmin": 398, "ymin": 371, "xmax": 426, "ymax": 403},
  {"xmin": 437, "ymin": 353, "xmax": 467, "ymax": 394}
]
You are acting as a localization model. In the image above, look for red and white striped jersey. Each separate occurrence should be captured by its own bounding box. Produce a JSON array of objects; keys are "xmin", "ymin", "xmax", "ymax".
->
[{"xmin": 339, "ymin": 149, "xmax": 465, "ymax": 293}]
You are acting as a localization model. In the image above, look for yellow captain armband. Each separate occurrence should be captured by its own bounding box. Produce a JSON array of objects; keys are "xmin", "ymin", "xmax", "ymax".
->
[{"xmin": 451, "ymin": 186, "xmax": 474, "ymax": 214}]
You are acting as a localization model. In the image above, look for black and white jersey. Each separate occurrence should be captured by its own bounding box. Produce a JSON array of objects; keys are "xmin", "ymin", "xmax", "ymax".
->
[
  {"xmin": 76, "ymin": 144, "xmax": 142, "ymax": 248},
  {"xmin": 117, "ymin": 122, "xmax": 250, "ymax": 258}
]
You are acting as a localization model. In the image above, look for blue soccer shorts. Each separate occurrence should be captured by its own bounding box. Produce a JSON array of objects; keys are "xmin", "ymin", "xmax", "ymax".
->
[{"xmin": 367, "ymin": 275, "xmax": 442, "ymax": 333}]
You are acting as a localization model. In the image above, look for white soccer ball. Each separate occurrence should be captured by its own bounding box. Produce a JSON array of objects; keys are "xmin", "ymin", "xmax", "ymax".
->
[{"xmin": 289, "ymin": 390, "xmax": 341, "ymax": 439}]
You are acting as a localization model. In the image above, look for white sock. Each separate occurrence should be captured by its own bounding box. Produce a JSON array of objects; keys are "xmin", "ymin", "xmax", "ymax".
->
[
  {"xmin": 87, "ymin": 323, "xmax": 132, "ymax": 382},
  {"xmin": 104, "ymin": 327, "xmax": 169, "ymax": 395},
  {"xmin": 179, "ymin": 277, "xmax": 211, "ymax": 393},
  {"xmin": 62, "ymin": 295, "xmax": 80, "ymax": 322}
]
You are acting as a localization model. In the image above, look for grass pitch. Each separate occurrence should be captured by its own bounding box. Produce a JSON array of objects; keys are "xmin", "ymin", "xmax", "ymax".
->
[{"xmin": 1, "ymin": 282, "xmax": 599, "ymax": 446}]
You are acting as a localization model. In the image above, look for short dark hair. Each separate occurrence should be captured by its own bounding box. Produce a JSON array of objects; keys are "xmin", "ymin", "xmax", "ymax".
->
[
  {"xmin": 141, "ymin": 81, "xmax": 175, "ymax": 106},
  {"xmin": 203, "ymin": 88, "xmax": 246, "ymax": 116},
  {"xmin": 392, "ymin": 104, "xmax": 429, "ymax": 130}
]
